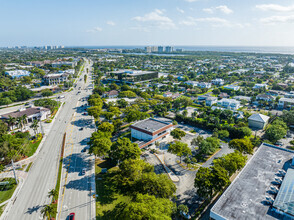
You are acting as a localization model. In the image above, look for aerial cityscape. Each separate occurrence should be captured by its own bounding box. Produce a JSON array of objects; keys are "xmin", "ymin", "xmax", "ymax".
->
[{"xmin": 0, "ymin": 0, "xmax": 294, "ymax": 220}]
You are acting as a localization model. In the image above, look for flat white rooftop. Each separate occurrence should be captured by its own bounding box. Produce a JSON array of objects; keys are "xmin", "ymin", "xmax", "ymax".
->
[{"xmin": 211, "ymin": 143, "xmax": 294, "ymax": 220}]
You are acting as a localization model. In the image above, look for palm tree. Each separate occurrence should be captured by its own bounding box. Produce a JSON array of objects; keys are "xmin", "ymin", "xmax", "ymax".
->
[
  {"xmin": 21, "ymin": 114, "xmax": 27, "ymax": 131},
  {"xmin": 40, "ymin": 204, "xmax": 54, "ymax": 219},
  {"xmin": 16, "ymin": 117, "xmax": 23, "ymax": 131},
  {"xmin": 7, "ymin": 116, "xmax": 16, "ymax": 131},
  {"xmin": 30, "ymin": 120, "xmax": 39, "ymax": 137},
  {"xmin": 48, "ymin": 189, "xmax": 58, "ymax": 202}
]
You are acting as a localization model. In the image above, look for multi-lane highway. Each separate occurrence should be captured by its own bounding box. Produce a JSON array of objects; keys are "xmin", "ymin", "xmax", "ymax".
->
[
  {"xmin": 57, "ymin": 61, "xmax": 96, "ymax": 220},
  {"xmin": 4, "ymin": 59, "xmax": 95, "ymax": 220}
]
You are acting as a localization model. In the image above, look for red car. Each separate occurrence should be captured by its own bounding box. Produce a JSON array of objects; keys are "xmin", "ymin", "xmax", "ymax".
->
[{"xmin": 68, "ymin": 213, "xmax": 75, "ymax": 220}]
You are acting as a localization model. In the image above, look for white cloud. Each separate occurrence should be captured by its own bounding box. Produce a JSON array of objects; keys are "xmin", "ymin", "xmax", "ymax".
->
[
  {"xmin": 106, "ymin": 21, "xmax": 116, "ymax": 26},
  {"xmin": 256, "ymin": 4, "xmax": 294, "ymax": 12},
  {"xmin": 177, "ymin": 7, "xmax": 185, "ymax": 14},
  {"xmin": 184, "ymin": 0, "xmax": 198, "ymax": 2},
  {"xmin": 203, "ymin": 8, "xmax": 214, "ymax": 14},
  {"xmin": 260, "ymin": 15, "xmax": 294, "ymax": 24},
  {"xmin": 203, "ymin": 5, "xmax": 233, "ymax": 14},
  {"xmin": 180, "ymin": 16, "xmax": 249, "ymax": 28},
  {"xmin": 179, "ymin": 17, "xmax": 197, "ymax": 26},
  {"xmin": 86, "ymin": 27, "xmax": 103, "ymax": 32},
  {"xmin": 132, "ymin": 9, "xmax": 176, "ymax": 30}
]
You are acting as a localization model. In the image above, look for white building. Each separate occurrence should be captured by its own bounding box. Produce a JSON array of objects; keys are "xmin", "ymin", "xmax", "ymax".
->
[
  {"xmin": 212, "ymin": 78, "xmax": 224, "ymax": 86},
  {"xmin": 248, "ymin": 113, "xmax": 270, "ymax": 130},
  {"xmin": 130, "ymin": 118, "xmax": 173, "ymax": 148},
  {"xmin": 278, "ymin": 98, "xmax": 294, "ymax": 109},
  {"xmin": 217, "ymin": 98, "xmax": 241, "ymax": 110},
  {"xmin": 206, "ymin": 97, "xmax": 218, "ymax": 106},
  {"xmin": 253, "ymin": 83, "xmax": 268, "ymax": 90},
  {"xmin": 224, "ymin": 85, "xmax": 240, "ymax": 91},
  {"xmin": 198, "ymin": 82, "xmax": 212, "ymax": 89},
  {"xmin": 52, "ymin": 61, "xmax": 76, "ymax": 68},
  {"xmin": 184, "ymin": 81, "xmax": 198, "ymax": 87},
  {"xmin": 5, "ymin": 70, "xmax": 31, "ymax": 78},
  {"xmin": 42, "ymin": 72, "xmax": 69, "ymax": 85}
]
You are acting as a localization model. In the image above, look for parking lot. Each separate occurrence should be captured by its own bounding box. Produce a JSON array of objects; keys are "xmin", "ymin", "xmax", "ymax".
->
[{"xmin": 149, "ymin": 118, "xmax": 234, "ymax": 214}]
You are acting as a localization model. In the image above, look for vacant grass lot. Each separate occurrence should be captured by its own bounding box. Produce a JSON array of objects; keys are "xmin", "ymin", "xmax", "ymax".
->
[
  {"xmin": 0, "ymin": 178, "xmax": 17, "ymax": 204},
  {"xmin": 95, "ymin": 159, "xmax": 131, "ymax": 220},
  {"xmin": 26, "ymin": 134, "xmax": 43, "ymax": 157}
]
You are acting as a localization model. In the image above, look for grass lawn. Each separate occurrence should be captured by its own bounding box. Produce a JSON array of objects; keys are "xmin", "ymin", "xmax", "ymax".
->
[
  {"xmin": 0, "ymin": 204, "xmax": 6, "ymax": 216},
  {"xmin": 0, "ymin": 178, "xmax": 17, "ymax": 204},
  {"xmin": 26, "ymin": 134, "xmax": 43, "ymax": 157},
  {"xmin": 25, "ymin": 162, "xmax": 33, "ymax": 172},
  {"xmin": 95, "ymin": 159, "xmax": 131, "ymax": 220}
]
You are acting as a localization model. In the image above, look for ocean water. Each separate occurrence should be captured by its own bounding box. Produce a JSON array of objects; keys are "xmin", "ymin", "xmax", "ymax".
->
[{"xmin": 78, "ymin": 46, "xmax": 294, "ymax": 55}]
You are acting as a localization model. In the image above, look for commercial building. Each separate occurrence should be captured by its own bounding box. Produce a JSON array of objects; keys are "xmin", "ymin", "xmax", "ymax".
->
[
  {"xmin": 211, "ymin": 143, "xmax": 294, "ymax": 220},
  {"xmin": 165, "ymin": 46, "xmax": 174, "ymax": 53},
  {"xmin": 42, "ymin": 72, "xmax": 69, "ymax": 85},
  {"xmin": 248, "ymin": 113, "xmax": 270, "ymax": 130},
  {"xmin": 5, "ymin": 70, "xmax": 31, "ymax": 78},
  {"xmin": 278, "ymin": 98, "xmax": 294, "ymax": 109},
  {"xmin": 111, "ymin": 69, "xmax": 159, "ymax": 84},
  {"xmin": 51, "ymin": 61, "xmax": 76, "ymax": 68},
  {"xmin": 1, "ymin": 107, "xmax": 50, "ymax": 128},
  {"xmin": 158, "ymin": 46, "xmax": 164, "ymax": 53},
  {"xmin": 130, "ymin": 118, "xmax": 173, "ymax": 148},
  {"xmin": 217, "ymin": 98, "xmax": 240, "ymax": 110}
]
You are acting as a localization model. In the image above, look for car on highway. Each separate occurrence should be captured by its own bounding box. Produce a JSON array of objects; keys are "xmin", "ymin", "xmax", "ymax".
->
[{"xmin": 68, "ymin": 213, "xmax": 75, "ymax": 220}]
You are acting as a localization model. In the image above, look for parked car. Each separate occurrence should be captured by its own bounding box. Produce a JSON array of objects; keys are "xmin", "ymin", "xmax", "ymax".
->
[
  {"xmin": 81, "ymin": 168, "xmax": 86, "ymax": 175},
  {"xmin": 68, "ymin": 213, "xmax": 75, "ymax": 220},
  {"xmin": 79, "ymin": 127, "xmax": 84, "ymax": 131}
]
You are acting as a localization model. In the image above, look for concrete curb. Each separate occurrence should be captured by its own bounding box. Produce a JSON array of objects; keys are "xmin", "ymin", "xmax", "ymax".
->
[
  {"xmin": 0, "ymin": 177, "xmax": 24, "ymax": 220},
  {"xmin": 154, "ymin": 153, "xmax": 180, "ymax": 182}
]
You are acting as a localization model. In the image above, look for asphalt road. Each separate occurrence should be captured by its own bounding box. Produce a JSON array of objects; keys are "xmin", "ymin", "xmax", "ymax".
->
[
  {"xmin": 57, "ymin": 61, "xmax": 96, "ymax": 220},
  {"xmin": 4, "ymin": 59, "xmax": 94, "ymax": 220}
]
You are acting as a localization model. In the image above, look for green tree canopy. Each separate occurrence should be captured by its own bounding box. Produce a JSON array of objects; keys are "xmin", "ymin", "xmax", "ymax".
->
[
  {"xmin": 170, "ymin": 128, "xmax": 186, "ymax": 140},
  {"xmin": 229, "ymin": 138, "xmax": 253, "ymax": 154},
  {"xmin": 110, "ymin": 138, "xmax": 141, "ymax": 163},
  {"xmin": 112, "ymin": 193, "xmax": 175, "ymax": 220},
  {"xmin": 168, "ymin": 141, "xmax": 191, "ymax": 163}
]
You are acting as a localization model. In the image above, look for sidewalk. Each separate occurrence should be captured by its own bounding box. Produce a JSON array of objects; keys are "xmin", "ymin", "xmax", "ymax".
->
[{"xmin": 154, "ymin": 153, "xmax": 180, "ymax": 182}]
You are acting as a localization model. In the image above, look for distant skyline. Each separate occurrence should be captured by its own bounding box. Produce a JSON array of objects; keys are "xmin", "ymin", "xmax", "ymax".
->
[{"xmin": 1, "ymin": 0, "xmax": 294, "ymax": 47}]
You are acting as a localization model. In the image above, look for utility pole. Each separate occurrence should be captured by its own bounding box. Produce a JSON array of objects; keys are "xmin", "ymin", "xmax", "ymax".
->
[{"xmin": 11, "ymin": 159, "xmax": 18, "ymax": 184}]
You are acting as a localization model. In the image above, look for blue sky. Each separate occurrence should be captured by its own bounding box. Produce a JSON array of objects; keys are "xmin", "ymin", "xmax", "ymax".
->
[{"xmin": 1, "ymin": 0, "xmax": 294, "ymax": 46}]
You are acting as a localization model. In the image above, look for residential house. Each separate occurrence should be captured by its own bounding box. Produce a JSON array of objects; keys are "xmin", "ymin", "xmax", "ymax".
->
[
  {"xmin": 278, "ymin": 98, "xmax": 294, "ymax": 109},
  {"xmin": 206, "ymin": 97, "xmax": 218, "ymax": 106},
  {"xmin": 198, "ymin": 82, "xmax": 212, "ymax": 89},
  {"xmin": 253, "ymin": 83, "xmax": 268, "ymax": 89},
  {"xmin": 184, "ymin": 81, "xmax": 198, "ymax": 87},
  {"xmin": 256, "ymin": 94, "xmax": 274, "ymax": 102},
  {"xmin": 102, "ymin": 90, "xmax": 119, "ymax": 98},
  {"xmin": 211, "ymin": 78, "xmax": 224, "ymax": 86},
  {"xmin": 219, "ymin": 93, "xmax": 230, "ymax": 99},
  {"xmin": 224, "ymin": 85, "xmax": 240, "ymax": 91},
  {"xmin": 217, "ymin": 98, "xmax": 241, "ymax": 110}
]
